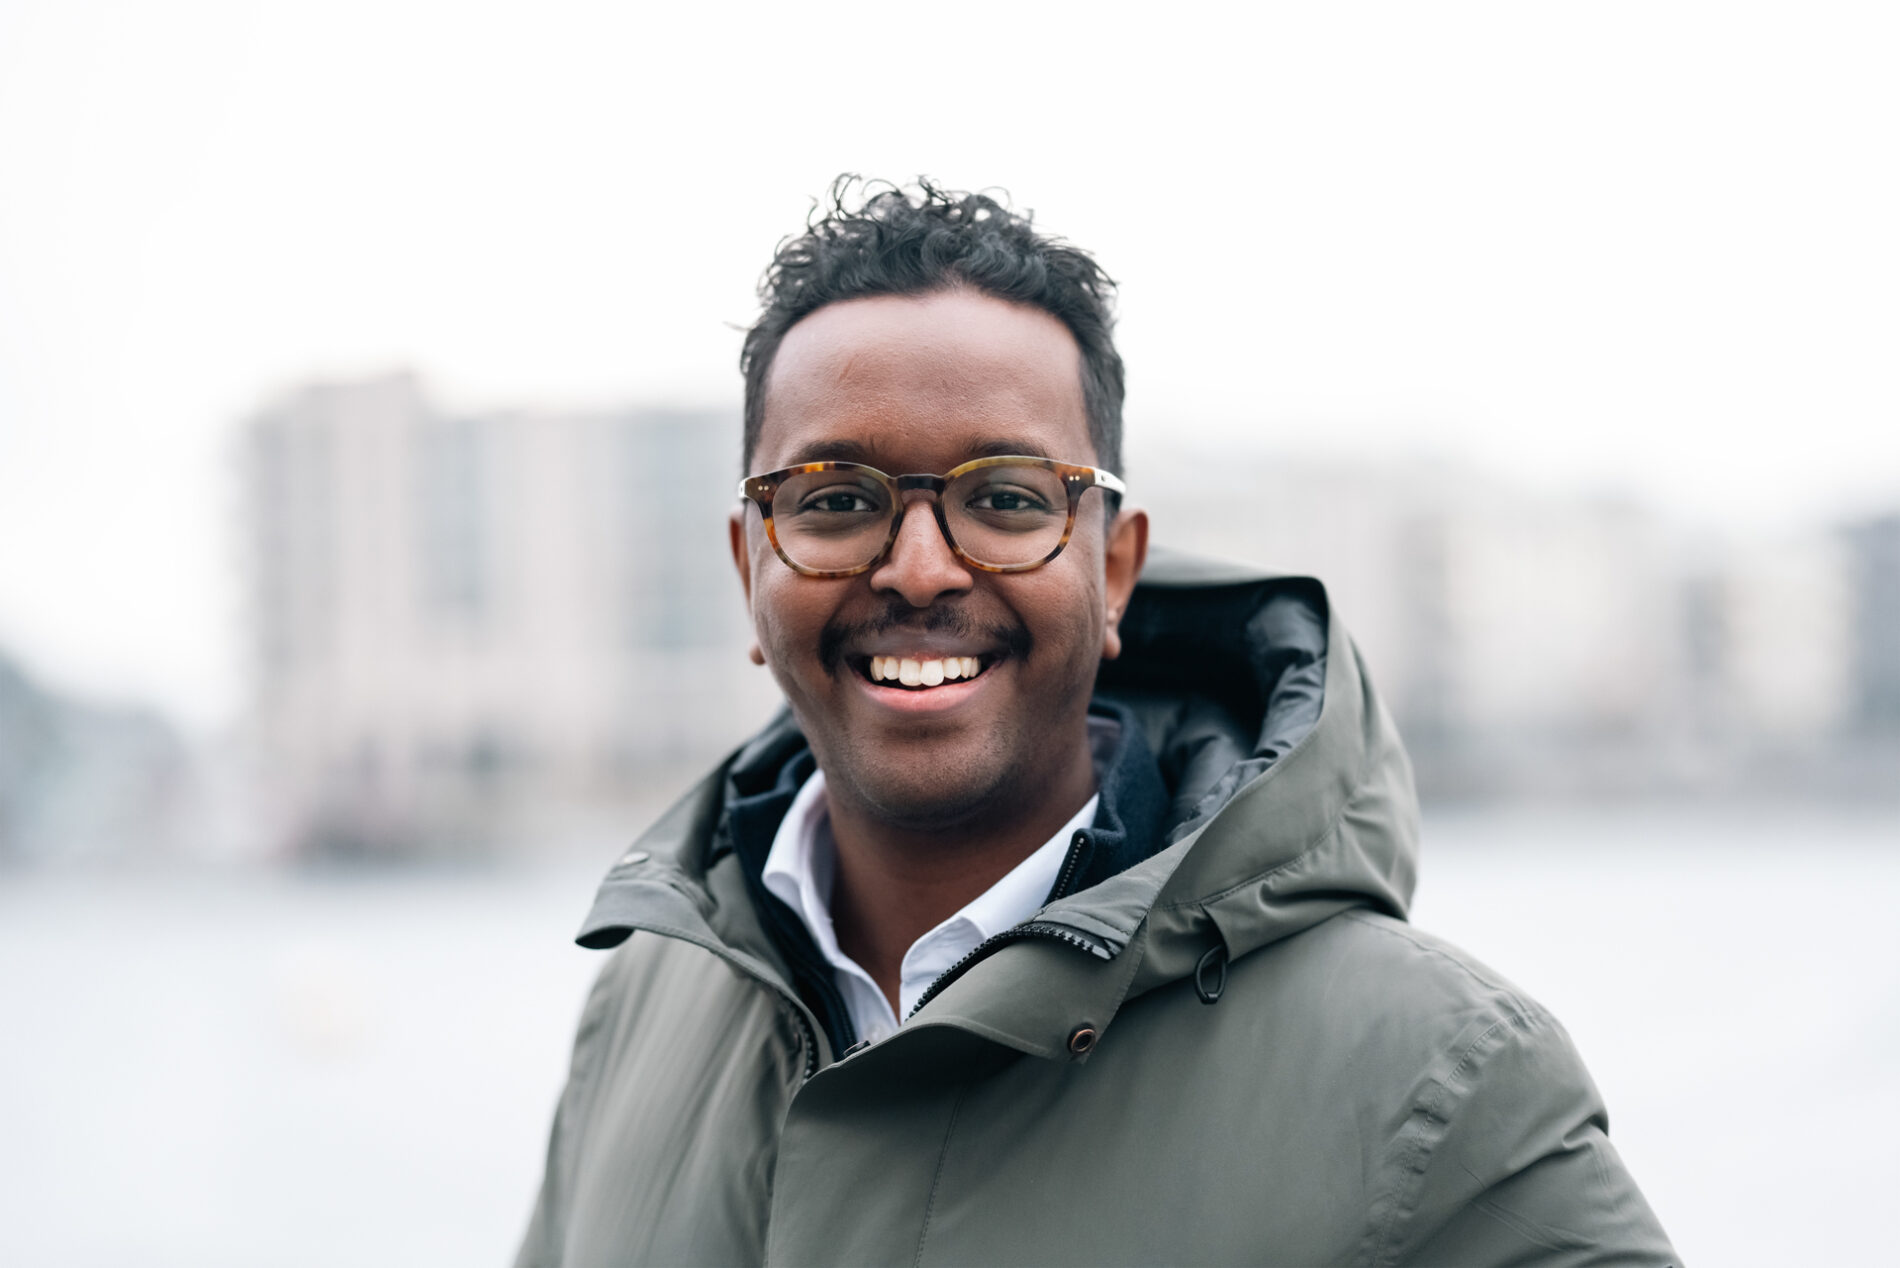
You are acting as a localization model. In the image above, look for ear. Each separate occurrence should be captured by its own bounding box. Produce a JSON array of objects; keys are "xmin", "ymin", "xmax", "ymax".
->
[
  {"xmin": 729, "ymin": 508, "xmax": 765, "ymax": 665},
  {"xmin": 728, "ymin": 507, "xmax": 754, "ymax": 607},
  {"xmin": 1099, "ymin": 506, "xmax": 1148, "ymax": 662}
]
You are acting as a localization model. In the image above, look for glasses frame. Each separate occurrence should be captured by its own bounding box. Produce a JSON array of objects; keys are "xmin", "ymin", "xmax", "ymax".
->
[{"xmin": 737, "ymin": 455, "xmax": 1127, "ymax": 579}]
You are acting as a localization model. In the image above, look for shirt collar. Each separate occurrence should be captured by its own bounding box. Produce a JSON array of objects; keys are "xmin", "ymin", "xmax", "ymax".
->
[
  {"xmin": 949, "ymin": 785, "xmax": 1098, "ymax": 943},
  {"xmin": 721, "ymin": 700, "xmax": 1168, "ymax": 1052},
  {"xmin": 760, "ymin": 724, "xmax": 1112, "ymax": 1037},
  {"xmin": 759, "ymin": 768, "xmax": 846, "ymax": 968}
]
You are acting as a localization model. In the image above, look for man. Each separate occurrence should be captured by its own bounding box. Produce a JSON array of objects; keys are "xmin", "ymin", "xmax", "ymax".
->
[{"xmin": 517, "ymin": 179, "xmax": 1676, "ymax": 1266}]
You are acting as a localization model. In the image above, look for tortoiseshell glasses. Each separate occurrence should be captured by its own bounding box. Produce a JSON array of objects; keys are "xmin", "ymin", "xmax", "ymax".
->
[{"xmin": 737, "ymin": 456, "xmax": 1127, "ymax": 578}]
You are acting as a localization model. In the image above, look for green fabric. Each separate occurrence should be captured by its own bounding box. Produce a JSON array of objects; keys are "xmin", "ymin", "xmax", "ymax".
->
[{"xmin": 518, "ymin": 548, "xmax": 1676, "ymax": 1267}]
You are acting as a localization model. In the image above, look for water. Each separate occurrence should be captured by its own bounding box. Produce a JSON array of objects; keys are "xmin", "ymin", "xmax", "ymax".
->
[
  {"xmin": 1414, "ymin": 804, "xmax": 1900, "ymax": 1266},
  {"xmin": 0, "ymin": 863, "xmax": 602, "ymax": 1268},
  {"xmin": 2, "ymin": 806, "xmax": 1896, "ymax": 1266}
]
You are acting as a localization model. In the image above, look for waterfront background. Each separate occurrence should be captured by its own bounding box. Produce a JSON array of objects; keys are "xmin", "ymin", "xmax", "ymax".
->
[
  {"xmin": 4, "ymin": 2, "xmax": 1898, "ymax": 1264},
  {"xmin": 4, "ymin": 805, "xmax": 1897, "ymax": 1267}
]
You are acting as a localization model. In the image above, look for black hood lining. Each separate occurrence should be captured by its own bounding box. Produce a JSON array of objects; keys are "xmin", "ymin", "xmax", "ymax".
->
[{"xmin": 1097, "ymin": 576, "xmax": 1328, "ymax": 844}]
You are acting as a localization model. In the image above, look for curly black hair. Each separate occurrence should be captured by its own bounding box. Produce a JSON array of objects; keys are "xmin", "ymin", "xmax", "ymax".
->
[{"xmin": 740, "ymin": 176, "xmax": 1124, "ymax": 475}]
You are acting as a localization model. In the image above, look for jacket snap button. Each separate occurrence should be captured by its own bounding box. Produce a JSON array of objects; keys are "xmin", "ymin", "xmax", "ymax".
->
[
  {"xmin": 619, "ymin": 849, "xmax": 650, "ymax": 866},
  {"xmin": 1067, "ymin": 1026, "xmax": 1097, "ymax": 1055}
]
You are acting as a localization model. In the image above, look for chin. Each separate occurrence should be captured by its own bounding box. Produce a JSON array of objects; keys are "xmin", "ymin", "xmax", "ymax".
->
[{"xmin": 834, "ymin": 753, "xmax": 1010, "ymax": 832}]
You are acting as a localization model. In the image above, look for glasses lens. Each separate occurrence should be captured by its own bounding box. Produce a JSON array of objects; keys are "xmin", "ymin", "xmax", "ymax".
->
[
  {"xmin": 944, "ymin": 463, "xmax": 1071, "ymax": 567},
  {"xmin": 770, "ymin": 467, "xmax": 895, "ymax": 572}
]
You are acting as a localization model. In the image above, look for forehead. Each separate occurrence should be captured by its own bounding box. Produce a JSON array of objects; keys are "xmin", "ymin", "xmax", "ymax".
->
[{"xmin": 755, "ymin": 289, "xmax": 1092, "ymax": 471}]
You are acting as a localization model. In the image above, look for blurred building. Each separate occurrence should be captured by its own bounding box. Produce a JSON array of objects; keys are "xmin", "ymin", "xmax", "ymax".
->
[
  {"xmin": 0, "ymin": 649, "xmax": 196, "ymax": 862},
  {"xmin": 1132, "ymin": 439, "xmax": 1876, "ymax": 799},
  {"xmin": 1685, "ymin": 533, "xmax": 1854, "ymax": 742},
  {"xmin": 1136, "ymin": 451, "xmax": 1682, "ymax": 787},
  {"xmin": 242, "ymin": 373, "xmax": 778, "ymax": 857},
  {"xmin": 241, "ymin": 379, "xmax": 1895, "ymax": 854},
  {"xmin": 1845, "ymin": 514, "xmax": 1900, "ymax": 737}
]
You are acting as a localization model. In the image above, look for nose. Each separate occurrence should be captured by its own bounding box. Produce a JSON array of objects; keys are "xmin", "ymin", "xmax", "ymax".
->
[{"xmin": 869, "ymin": 491, "xmax": 973, "ymax": 607}]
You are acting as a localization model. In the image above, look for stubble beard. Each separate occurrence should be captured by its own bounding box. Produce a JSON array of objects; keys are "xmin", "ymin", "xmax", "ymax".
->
[{"xmin": 801, "ymin": 654, "xmax": 1101, "ymax": 846}]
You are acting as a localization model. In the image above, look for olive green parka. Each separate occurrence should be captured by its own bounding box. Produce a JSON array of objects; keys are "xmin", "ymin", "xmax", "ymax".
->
[{"xmin": 517, "ymin": 550, "xmax": 1676, "ymax": 1267}]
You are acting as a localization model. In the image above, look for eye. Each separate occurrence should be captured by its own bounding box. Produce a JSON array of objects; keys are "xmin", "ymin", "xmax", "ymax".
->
[
  {"xmin": 791, "ymin": 483, "xmax": 885, "ymax": 515},
  {"xmin": 809, "ymin": 491, "xmax": 875, "ymax": 513},
  {"xmin": 966, "ymin": 484, "xmax": 1054, "ymax": 514}
]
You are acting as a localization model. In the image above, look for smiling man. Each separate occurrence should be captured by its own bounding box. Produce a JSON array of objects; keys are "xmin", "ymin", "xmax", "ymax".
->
[{"xmin": 516, "ymin": 180, "xmax": 1675, "ymax": 1267}]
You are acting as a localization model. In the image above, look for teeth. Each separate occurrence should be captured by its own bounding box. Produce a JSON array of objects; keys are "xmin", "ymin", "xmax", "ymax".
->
[{"xmin": 867, "ymin": 655, "xmax": 986, "ymax": 687}]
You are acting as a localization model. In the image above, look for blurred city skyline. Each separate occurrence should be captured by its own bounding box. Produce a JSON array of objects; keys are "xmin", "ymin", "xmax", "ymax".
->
[
  {"xmin": 3, "ymin": 2, "xmax": 1898, "ymax": 727},
  {"xmin": 9, "ymin": 369, "xmax": 1892, "ymax": 864}
]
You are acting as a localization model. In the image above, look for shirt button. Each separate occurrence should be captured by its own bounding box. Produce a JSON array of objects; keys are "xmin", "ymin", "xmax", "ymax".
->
[
  {"xmin": 1068, "ymin": 1025, "xmax": 1097, "ymax": 1055},
  {"xmin": 618, "ymin": 849, "xmax": 650, "ymax": 866}
]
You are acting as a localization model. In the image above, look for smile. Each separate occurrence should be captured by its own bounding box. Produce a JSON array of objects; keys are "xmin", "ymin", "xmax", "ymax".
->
[{"xmin": 856, "ymin": 654, "xmax": 999, "ymax": 690}]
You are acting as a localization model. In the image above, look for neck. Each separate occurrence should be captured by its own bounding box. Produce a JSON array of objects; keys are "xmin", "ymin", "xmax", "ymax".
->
[{"xmin": 824, "ymin": 732, "xmax": 1097, "ymax": 1016}]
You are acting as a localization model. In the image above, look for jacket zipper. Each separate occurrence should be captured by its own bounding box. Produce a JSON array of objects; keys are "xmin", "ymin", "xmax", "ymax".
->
[
  {"xmin": 640, "ymin": 923, "xmax": 827, "ymax": 1079},
  {"xmin": 710, "ymin": 950, "xmax": 823, "ymax": 1080},
  {"xmin": 905, "ymin": 921, "xmax": 1106, "ymax": 1020},
  {"xmin": 1048, "ymin": 829, "xmax": 1090, "ymax": 902},
  {"xmin": 730, "ymin": 968, "xmax": 821, "ymax": 1081},
  {"xmin": 740, "ymin": 905, "xmax": 834, "ymax": 1078},
  {"xmin": 786, "ymin": 998, "xmax": 820, "ymax": 1078},
  {"xmin": 903, "ymin": 829, "xmax": 1101, "ymax": 1021}
]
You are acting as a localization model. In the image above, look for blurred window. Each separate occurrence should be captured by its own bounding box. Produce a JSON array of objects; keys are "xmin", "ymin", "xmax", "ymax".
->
[{"xmin": 416, "ymin": 418, "xmax": 490, "ymax": 626}]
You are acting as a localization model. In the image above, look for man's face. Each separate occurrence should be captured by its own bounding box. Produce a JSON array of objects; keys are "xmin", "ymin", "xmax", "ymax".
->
[{"xmin": 730, "ymin": 289, "xmax": 1147, "ymax": 830}]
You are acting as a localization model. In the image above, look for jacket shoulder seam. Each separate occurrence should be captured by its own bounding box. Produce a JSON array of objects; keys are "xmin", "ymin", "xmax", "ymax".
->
[
  {"xmin": 1369, "ymin": 1010, "xmax": 1524, "ymax": 1264},
  {"xmin": 1361, "ymin": 976, "xmax": 1558, "ymax": 1266},
  {"xmin": 1333, "ymin": 909, "xmax": 1545, "ymax": 1019}
]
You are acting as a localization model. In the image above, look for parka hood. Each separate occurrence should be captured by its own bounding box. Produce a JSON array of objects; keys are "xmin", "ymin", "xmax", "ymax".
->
[
  {"xmin": 576, "ymin": 547, "xmax": 1420, "ymax": 1065},
  {"xmin": 1093, "ymin": 547, "xmax": 1419, "ymax": 999}
]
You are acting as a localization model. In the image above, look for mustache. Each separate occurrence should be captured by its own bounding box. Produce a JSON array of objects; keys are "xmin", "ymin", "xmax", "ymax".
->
[{"xmin": 819, "ymin": 600, "xmax": 1033, "ymax": 673}]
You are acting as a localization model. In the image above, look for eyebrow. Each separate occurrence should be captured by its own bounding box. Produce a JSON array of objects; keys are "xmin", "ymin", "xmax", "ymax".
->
[
  {"xmin": 967, "ymin": 437, "xmax": 1054, "ymax": 460},
  {"xmin": 780, "ymin": 436, "xmax": 1057, "ymax": 468},
  {"xmin": 782, "ymin": 439, "xmax": 882, "ymax": 467}
]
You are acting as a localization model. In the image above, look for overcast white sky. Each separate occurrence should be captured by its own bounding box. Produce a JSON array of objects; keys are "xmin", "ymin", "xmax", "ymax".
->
[{"xmin": 1, "ymin": 1, "xmax": 1896, "ymax": 727}]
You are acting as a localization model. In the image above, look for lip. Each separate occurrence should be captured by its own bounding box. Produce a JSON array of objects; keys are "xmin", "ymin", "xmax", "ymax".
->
[
  {"xmin": 847, "ymin": 656, "xmax": 1004, "ymax": 715},
  {"xmin": 840, "ymin": 631, "xmax": 1005, "ymax": 661}
]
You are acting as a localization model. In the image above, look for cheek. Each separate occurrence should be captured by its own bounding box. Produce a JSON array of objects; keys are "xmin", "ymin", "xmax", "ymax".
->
[
  {"xmin": 751, "ymin": 578, "xmax": 805, "ymax": 652},
  {"xmin": 749, "ymin": 572, "xmax": 837, "ymax": 677},
  {"xmin": 1020, "ymin": 569, "xmax": 1108, "ymax": 666}
]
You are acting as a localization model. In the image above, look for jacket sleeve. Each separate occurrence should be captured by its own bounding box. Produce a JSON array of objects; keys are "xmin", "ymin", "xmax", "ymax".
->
[{"xmin": 1380, "ymin": 1004, "xmax": 1678, "ymax": 1267}]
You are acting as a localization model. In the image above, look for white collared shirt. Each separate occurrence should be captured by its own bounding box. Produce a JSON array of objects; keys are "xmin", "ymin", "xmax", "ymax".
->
[{"xmin": 762, "ymin": 768, "xmax": 1100, "ymax": 1046}]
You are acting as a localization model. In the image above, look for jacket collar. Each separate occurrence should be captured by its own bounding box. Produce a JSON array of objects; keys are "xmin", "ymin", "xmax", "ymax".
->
[
  {"xmin": 725, "ymin": 701, "xmax": 1171, "ymax": 1056},
  {"xmin": 711, "ymin": 701, "xmax": 1168, "ymax": 909}
]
